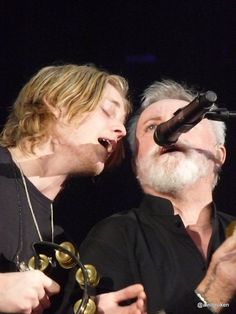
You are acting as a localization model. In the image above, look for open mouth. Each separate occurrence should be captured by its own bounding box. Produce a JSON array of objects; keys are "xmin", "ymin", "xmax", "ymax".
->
[{"xmin": 98, "ymin": 138, "xmax": 116, "ymax": 154}]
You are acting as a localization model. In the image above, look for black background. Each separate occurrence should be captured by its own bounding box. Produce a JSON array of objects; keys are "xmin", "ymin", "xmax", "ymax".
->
[{"xmin": 1, "ymin": 1, "xmax": 236, "ymax": 244}]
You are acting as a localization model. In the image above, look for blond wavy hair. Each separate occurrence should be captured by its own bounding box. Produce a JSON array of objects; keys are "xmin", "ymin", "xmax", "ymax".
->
[{"xmin": 0, "ymin": 64, "xmax": 131, "ymax": 162}]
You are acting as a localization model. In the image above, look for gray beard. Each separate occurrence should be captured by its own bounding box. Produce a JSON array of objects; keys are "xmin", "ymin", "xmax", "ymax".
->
[{"xmin": 136, "ymin": 146, "xmax": 212, "ymax": 195}]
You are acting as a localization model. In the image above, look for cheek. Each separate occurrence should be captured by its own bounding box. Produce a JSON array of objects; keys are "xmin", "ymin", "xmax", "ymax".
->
[
  {"xmin": 182, "ymin": 127, "xmax": 215, "ymax": 147},
  {"xmin": 136, "ymin": 138, "xmax": 154, "ymax": 159}
]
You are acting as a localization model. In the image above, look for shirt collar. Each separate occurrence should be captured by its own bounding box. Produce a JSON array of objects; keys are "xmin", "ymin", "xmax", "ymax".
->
[
  {"xmin": 140, "ymin": 194, "xmax": 217, "ymax": 218},
  {"xmin": 139, "ymin": 194, "xmax": 175, "ymax": 216}
]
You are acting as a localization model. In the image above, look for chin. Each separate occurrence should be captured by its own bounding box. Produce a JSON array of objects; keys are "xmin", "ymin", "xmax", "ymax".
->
[{"xmin": 70, "ymin": 162, "xmax": 105, "ymax": 177}]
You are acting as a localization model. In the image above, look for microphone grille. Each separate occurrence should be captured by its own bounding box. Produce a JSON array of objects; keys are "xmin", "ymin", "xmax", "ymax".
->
[{"xmin": 205, "ymin": 91, "xmax": 217, "ymax": 103}]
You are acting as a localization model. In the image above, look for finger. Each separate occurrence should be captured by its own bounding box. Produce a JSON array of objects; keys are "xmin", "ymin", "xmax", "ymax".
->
[
  {"xmin": 136, "ymin": 298, "xmax": 144, "ymax": 311},
  {"xmin": 137, "ymin": 291, "xmax": 147, "ymax": 313},
  {"xmin": 31, "ymin": 303, "xmax": 44, "ymax": 314},
  {"xmin": 43, "ymin": 276, "xmax": 60, "ymax": 297},
  {"xmin": 214, "ymin": 235, "xmax": 236, "ymax": 258},
  {"xmin": 39, "ymin": 294, "xmax": 51, "ymax": 310},
  {"xmin": 137, "ymin": 290, "xmax": 146, "ymax": 301},
  {"xmin": 112, "ymin": 284, "xmax": 145, "ymax": 303},
  {"xmin": 123, "ymin": 300, "xmax": 144, "ymax": 314},
  {"xmin": 219, "ymin": 249, "xmax": 236, "ymax": 263}
]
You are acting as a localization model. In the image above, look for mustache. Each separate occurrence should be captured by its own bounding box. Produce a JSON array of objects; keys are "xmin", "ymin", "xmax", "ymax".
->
[
  {"xmin": 148, "ymin": 140, "xmax": 190, "ymax": 156},
  {"xmin": 148, "ymin": 140, "xmax": 221, "ymax": 166}
]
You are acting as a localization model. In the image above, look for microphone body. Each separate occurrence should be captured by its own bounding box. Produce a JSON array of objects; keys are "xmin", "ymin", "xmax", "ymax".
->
[{"xmin": 153, "ymin": 91, "xmax": 217, "ymax": 146}]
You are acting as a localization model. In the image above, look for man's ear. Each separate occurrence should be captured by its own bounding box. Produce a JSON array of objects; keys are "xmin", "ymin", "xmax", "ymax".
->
[
  {"xmin": 43, "ymin": 96, "xmax": 62, "ymax": 118},
  {"xmin": 216, "ymin": 145, "xmax": 226, "ymax": 166}
]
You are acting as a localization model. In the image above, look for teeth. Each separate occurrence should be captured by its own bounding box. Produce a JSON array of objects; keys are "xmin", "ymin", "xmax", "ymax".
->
[{"xmin": 98, "ymin": 138, "xmax": 111, "ymax": 150}]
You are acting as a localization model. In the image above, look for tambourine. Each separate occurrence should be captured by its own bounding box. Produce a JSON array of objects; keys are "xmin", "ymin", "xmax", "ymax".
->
[
  {"xmin": 28, "ymin": 241, "xmax": 99, "ymax": 314},
  {"xmin": 225, "ymin": 221, "xmax": 236, "ymax": 238}
]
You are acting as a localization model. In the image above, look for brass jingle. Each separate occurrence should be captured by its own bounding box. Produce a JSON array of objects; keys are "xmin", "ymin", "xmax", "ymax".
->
[
  {"xmin": 28, "ymin": 254, "xmax": 49, "ymax": 272},
  {"xmin": 55, "ymin": 241, "xmax": 78, "ymax": 269},
  {"xmin": 75, "ymin": 264, "xmax": 100, "ymax": 288},
  {"xmin": 73, "ymin": 298, "xmax": 96, "ymax": 314},
  {"xmin": 225, "ymin": 220, "xmax": 236, "ymax": 238}
]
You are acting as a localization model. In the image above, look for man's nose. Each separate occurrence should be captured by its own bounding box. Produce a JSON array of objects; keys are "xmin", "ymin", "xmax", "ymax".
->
[{"xmin": 113, "ymin": 122, "xmax": 127, "ymax": 140}]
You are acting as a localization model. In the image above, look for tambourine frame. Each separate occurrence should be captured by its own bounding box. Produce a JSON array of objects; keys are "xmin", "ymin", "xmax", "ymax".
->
[{"xmin": 31, "ymin": 241, "xmax": 91, "ymax": 314}]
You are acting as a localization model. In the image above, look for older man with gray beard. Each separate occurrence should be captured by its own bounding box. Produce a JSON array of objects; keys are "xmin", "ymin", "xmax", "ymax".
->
[{"xmin": 80, "ymin": 80, "xmax": 236, "ymax": 314}]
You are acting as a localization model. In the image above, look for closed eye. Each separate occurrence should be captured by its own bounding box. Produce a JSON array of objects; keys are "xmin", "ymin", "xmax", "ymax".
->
[
  {"xmin": 102, "ymin": 106, "xmax": 117, "ymax": 119},
  {"xmin": 102, "ymin": 108, "xmax": 111, "ymax": 117}
]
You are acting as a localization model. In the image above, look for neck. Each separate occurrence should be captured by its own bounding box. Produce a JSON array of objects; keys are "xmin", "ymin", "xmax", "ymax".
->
[
  {"xmin": 144, "ymin": 181, "xmax": 214, "ymax": 259},
  {"xmin": 172, "ymin": 189, "xmax": 214, "ymax": 260},
  {"xmin": 171, "ymin": 194, "xmax": 213, "ymax": 227},
  {"xmin": 9, "ymin": 146, "xmax": 67, "ymax": 200},
  {"xmin": 144, "ymin": 179, "xmax": 213, "ymax": 227}
]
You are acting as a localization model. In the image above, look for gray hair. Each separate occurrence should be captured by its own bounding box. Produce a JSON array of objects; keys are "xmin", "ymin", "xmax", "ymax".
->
[{"xmin": 128, "ymin": 79, "xmax": 226, "ymax": 155}]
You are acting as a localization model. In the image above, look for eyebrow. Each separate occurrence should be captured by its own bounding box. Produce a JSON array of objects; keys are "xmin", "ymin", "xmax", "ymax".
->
[{"xmin": 142, "ymin": 116, "xmax": 162, "ymax": 125}]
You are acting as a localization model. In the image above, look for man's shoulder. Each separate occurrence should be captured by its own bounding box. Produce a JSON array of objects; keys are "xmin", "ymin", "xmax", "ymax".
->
[
  {"xmin": 0, "ymin": 146, "xmax": 9, "ymax": 159},
  {"xmin": 217, "ymin": 209, "xmax": 236, "ymax": 232},
  {"xmin": 94, "ymin": 207, "xmax": 141, "ymax": 230}
]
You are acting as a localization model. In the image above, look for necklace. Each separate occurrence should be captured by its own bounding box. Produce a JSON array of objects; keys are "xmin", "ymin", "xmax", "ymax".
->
[{"xmin": 14, "ymin": 159, "xmax": 54, "ymax": 243}]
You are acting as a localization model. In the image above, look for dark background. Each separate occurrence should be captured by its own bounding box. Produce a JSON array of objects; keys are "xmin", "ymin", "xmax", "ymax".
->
[{"xmin": 1, "ymin": 1, "xmax": 236, "ymax": 244}]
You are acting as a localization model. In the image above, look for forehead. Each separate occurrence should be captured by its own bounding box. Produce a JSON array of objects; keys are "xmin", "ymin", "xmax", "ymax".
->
[
  {"xmin": 102, "ymin": 83, "xmax": 126, "ymax": 112},
  {"xmin": 103, "ymin": 83, "xmax": 124, "ymax": 104},
  {"xmin": 136, "ymin": 98, "xmax": 216, "ymax": 140},
  {"xmin": 138, "ymin": 98, "xmax": 189, "ymax": 125}
]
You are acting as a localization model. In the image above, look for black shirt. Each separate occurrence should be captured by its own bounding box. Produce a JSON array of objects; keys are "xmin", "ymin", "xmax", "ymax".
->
[
  {"xmin": 80, "ymin": 194, "xmax": 236, "ymax": 314},
  {"xmin": 0, "ymin": 147, "xmax": 78, "ymax": 313}
]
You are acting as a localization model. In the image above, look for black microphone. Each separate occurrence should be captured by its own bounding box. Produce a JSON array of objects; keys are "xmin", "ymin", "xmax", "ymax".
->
[{"xmin": 153, "ymin": 91, "xmax": 217, "ymax": 146}]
